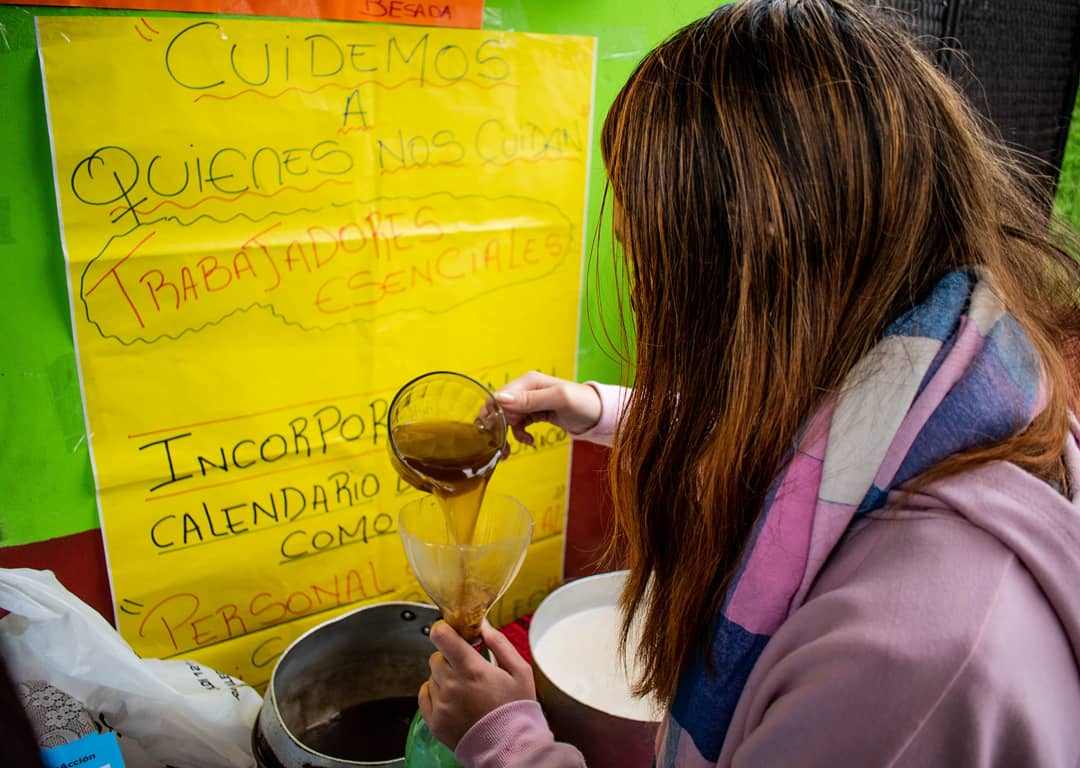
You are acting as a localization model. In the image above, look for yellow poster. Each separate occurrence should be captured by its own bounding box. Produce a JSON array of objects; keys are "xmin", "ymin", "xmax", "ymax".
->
[{"xmin": 37, "ymin": 14, "xmax": 594, "ymax": 687}]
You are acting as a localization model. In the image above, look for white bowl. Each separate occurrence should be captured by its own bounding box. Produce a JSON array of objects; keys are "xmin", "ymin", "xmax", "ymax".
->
[{"xmin": 529, "ymin": 570, "xmax": 660, "ymax": 768}]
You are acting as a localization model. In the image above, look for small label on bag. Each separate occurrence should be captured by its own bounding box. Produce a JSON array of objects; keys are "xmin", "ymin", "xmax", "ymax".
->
[{"xmin": 40, "ymin": 731, "xmax": 125, "ymax": 768}]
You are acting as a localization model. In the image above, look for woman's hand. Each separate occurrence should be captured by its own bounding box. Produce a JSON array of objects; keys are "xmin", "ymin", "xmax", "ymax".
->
[
  {"xmin": 418, "ymin": 619, "xmax": 536, "ymax": 750},
  {"xmin": 494, "ymin": 371, "xmax": 602, "ymax": 445}
]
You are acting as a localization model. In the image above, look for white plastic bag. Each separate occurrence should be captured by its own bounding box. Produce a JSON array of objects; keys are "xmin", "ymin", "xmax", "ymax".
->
[{"xmin": 0, "ymin": 568, "xmax": 261, "ymax": 768}]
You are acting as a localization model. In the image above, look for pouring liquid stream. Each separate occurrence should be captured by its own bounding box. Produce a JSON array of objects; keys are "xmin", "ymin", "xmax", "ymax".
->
[{"xmin": 392, "ymin": 419, "xmax": 502, "ymax": 643}]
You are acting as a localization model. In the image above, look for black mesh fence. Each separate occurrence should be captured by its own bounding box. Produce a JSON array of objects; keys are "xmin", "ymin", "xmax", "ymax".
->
[{"xmin": 872, "ymin": 0, "xmax": 1080, "ymax": 196}]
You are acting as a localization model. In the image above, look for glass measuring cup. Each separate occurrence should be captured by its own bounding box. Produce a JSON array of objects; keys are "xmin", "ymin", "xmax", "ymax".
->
[{"xmin": 386, "ymin": 370, "xmax": 508, "ymax": 498}]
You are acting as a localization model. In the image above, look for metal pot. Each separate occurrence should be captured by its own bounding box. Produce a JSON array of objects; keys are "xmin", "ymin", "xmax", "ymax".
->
[
  {"xmin": 529, "ymin": 570, "xmax": 660, "ymax": 768},
  {"xmin": 252, "ymin": 601, "xmax": 440, "ymax": 768}
]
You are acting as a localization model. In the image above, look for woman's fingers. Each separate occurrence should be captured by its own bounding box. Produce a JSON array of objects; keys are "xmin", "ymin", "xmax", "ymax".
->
[
  {"xmin": 509, "ymin": 412, "xmax": 554, "ymax": 445},
  {"xmin": 480, "ymin": 619, "xmax": 531, "ymax": 679},
  {"xmin": 494, "ymin": 372, "xmax": 602, "ymax": 435},
  {"xmin": 418, "ymin": 680, "xmax": 433, "ymax": 720},
  {"xmin": 429, "ymin": 649, "xmax": 452, "ymax": 683},
  {"xmin": 429, "ymin": 620, "xmax": 483, "ymax": 672},
  {"xmin": 511, "ymin": 424, "xmax": 535, "ymax": 445},
  {"xmin": 495, "ymin": 383, "xmax": 567, "ymax": 418}
]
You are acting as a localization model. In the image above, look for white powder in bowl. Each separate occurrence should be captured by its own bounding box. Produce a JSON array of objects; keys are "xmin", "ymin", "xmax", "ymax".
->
[{"xmin": 531, "ymin": 604, "xmax": 662, "ymax": 722}]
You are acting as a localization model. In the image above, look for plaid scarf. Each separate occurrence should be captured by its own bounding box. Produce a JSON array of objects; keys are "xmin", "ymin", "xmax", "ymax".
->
[{"xmin": 657, "ymin": 270, "xmax": 1043, "ymax": 766}]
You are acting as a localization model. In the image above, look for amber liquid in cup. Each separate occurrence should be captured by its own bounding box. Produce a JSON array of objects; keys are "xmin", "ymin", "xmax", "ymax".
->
[{"xmin": 390, "ymin": 419, "xmax": 502, "ymax": 547}]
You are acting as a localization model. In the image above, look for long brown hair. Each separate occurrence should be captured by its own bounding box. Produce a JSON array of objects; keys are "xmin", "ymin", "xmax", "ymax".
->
[{"xmin": 601, "ymin": 0, "xmax": 1080, "ymax": 704}]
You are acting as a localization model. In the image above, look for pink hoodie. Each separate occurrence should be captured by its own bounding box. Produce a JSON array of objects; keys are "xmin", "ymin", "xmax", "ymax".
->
[{"xmin": 456, "ymin": 385, "xmax": 1080, "ymax": 768}]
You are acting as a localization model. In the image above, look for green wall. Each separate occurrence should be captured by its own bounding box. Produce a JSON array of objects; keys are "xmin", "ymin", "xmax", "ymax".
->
[
  {"xmin": 1055, "ymin": 96, "xmax": 1080, "ymax": 227},
  {"xmin": 0, "ymin": 1, "xmax": 721, "ymax": 548}
]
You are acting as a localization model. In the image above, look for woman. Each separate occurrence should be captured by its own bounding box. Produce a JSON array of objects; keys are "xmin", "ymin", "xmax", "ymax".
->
[{"xmin": 420, "ymin": 1, "xmax": 1080, "ymax": 765}]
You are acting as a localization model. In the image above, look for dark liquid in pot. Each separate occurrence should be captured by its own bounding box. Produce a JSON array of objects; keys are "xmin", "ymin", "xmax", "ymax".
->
[{"xmin": 298, "ymin": 695, "xmax": 417, "ymax": 762}]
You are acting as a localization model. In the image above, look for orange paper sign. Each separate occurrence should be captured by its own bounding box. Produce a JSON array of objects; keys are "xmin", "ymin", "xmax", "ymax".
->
[{"xmin": 2, "ymin": 0, "xmax": 483, "ymax": 28}]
